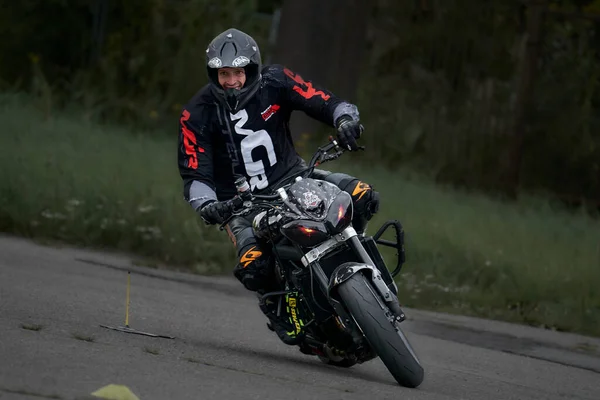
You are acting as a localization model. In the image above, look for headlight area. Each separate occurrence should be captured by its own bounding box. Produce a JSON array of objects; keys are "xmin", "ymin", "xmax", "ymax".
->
[
  {"xmin": 281, "ymin": 220, "xmax": 330, "ymax": 248},
  {"xmin": 325, "ymin": 192, "xmax": 353, "ymax": 235}
]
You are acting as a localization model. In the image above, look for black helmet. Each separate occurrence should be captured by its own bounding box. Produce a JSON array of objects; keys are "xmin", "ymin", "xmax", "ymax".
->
[{"xmin": 206, "ymin": 28, "xmax": 262, "ymax": 113}]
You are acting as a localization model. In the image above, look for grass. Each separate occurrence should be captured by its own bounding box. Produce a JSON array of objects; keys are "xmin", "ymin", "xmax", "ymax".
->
[
  {"xmin": 574, "ymin": 342, "xmax": 598, "ymax": 355},
  {"xmin": 20, "ymin": 323, "xmax": 43, "ymax": 331},
  {"xmin": 342, "ymin": 163, "xmax": 600, "ymax": 336},
  {"xmin": 0, "ymin": 93, "xmax": 232, "ymax": 274},
  {"xmin": 71, "ymin": 333, "xmax": 95, "ymax": 342},
  {"xmin": 143, "ymin": 347, "xmax": 160, "ymax": 355},
  {"xmin": 1, "ymin": 94, "xmax": 599, "ymax": 337}
]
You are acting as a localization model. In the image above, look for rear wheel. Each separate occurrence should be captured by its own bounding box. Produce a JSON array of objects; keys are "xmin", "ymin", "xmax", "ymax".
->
[{"xmin": 337, "ymin": 273, "xmax": 424, "ymax": 388}]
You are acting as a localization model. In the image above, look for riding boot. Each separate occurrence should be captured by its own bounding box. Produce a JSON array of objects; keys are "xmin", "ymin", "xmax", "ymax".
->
[{"xmin": 258, "ymin": 293, "xmax": 303, "ymax": 346}]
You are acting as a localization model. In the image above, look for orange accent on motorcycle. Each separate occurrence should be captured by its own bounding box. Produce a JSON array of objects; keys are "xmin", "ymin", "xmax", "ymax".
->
[
  {"xmin": 180, "ymin": 109, "xmax": 205, "ymax": 169},
  {"xmin": 337, "ymin": 204, "xmax": 345, "ymax": 221},
  {"xmin": 283, "ymin": 68, "xmax": 331, "ymax": 101},
  {"xmin": 240, "ymin": 246, "xmax": 263, "ymax": 268},
  {"xmin": 352, "ymin": 181, "xmax": 370, "ymax": 201}
]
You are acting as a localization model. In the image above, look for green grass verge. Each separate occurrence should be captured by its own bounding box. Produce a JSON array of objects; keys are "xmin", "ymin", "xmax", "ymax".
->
[
  {"xmin": 335, "ymin": 162, "xmax": 600, "ymax": 336},
  {"xmin": 1, "ymin": 93, "xmax": 599, "ymax": 337},
  {"xmin": 0, "ymin": 93, "xmax": 233, "ymax": 274}
]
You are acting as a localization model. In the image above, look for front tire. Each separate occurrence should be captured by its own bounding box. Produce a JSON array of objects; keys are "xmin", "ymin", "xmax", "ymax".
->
[{"xmin": 337, "ymin": 273, "xmax": 424, "ymax": 388}]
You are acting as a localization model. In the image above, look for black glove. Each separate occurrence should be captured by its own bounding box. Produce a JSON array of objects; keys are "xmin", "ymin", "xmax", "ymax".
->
[
  {"xmin": 335, "ymin": 115, "xmax": 363, "ymax": 151},
  {"xmin": 199, "ymin": 200, "xmax": 230, "ymax": 225}
]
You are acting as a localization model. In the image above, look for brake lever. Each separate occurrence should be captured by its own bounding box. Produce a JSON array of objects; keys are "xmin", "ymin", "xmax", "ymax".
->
[
  {"xmin": 327, "ymin": 137, "xmax": 365, "ymax": 153},
  {"xmin": 323, "ymin": 151, "xmax": 343, "ymax": 162}
]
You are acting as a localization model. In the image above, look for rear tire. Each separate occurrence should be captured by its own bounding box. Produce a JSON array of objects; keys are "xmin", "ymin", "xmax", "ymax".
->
[{"xmin": 337, "ymin": 273, "xmax": 424, "ymax": 388}]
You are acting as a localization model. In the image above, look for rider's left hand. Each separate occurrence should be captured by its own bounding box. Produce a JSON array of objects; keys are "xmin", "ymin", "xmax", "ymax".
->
[
  {"xmin": 336, "ymin": 116, "xmax": 363, "ymax": 151},
  {"xmin": 199, "ymin": 200, "xmax": 230, "ymax": 225}
]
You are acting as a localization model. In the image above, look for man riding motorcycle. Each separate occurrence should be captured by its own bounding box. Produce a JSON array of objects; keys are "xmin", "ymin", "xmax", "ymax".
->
[{"xmin": 177, "ymin": 28, "xmax": 380, "ymax": 344}]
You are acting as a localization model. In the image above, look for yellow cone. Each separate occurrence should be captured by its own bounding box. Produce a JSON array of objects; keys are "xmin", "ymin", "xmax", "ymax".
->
[{"xmin": 91, "ymin": 384, "xmax": 140, "ymax": 400}]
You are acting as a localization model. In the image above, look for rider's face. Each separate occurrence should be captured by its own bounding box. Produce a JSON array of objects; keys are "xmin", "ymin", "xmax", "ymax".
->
[{"xmin": 218, "ymin": 67, "xmax": 246, "ymax": 90}]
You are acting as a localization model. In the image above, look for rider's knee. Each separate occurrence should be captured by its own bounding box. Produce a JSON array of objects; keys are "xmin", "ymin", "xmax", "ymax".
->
[
  {"xmin": 321, "ymin": 172, "xmax": 380, "ymax": 223},
  {"xmin": 344, "ymin": 178, "xmax": 380, "ymax": 221},
  {"xmin": 233, "ymin": 244, "xmax": 274, "ymax": 292},
  {"xmin": 225, "ymin": 217, "xmax": 255, "ymax": 250}
]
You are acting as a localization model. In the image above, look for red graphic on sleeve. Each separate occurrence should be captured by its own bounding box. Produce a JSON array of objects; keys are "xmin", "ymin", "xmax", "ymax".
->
[
  {"xmin": 180, "ymin": 109, "xmax": 205, "ymax": 169},
  {"xmin": 261, "ymin": 104, "xmax": 280, "ymax": 121},
  {"xmin": 283, "ymin": 68, "xmax": 331, "ymax": 101}
]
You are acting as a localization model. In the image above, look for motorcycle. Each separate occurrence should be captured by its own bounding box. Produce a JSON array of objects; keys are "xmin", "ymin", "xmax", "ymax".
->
[{"xmin": 218, "ymin": 139, "xmax": 424, "ymax": 388}]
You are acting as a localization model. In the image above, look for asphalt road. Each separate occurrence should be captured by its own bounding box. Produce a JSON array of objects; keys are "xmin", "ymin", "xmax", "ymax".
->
[{"xmin": 1, "ymin": 235, "xmax": 599, "ymax": 400}]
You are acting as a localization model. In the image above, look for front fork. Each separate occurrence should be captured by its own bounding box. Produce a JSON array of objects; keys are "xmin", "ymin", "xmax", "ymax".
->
[
  {"xmin": 345, "ymin": 235, "xmax": 406, "ymax": 322},
  {"xmin": 308, "ymin": 259, "xmax": 365, "ymax": 344},
  {"xmin": 306, "ymin": 228, "xmax": 406, "ymax": 328}
]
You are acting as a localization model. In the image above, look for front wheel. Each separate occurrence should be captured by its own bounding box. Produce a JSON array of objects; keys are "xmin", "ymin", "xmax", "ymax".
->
[{"xmin": 337, "ymin": 273, "xmax": 424, "ymax": 388}]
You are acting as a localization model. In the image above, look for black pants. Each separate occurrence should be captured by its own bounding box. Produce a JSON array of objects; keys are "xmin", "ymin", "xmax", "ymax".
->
[{"xmin": 225, "ymin": 169, "xmax": 380, "ymax": 292}]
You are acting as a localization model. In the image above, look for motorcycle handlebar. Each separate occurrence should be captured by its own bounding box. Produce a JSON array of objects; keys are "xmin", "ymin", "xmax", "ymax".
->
[
  {"xmin": 217, "ymin": 138, "xmax": 364, "ymax": 228},
  {"xmin": 254, "ymin": 193, "xmax": 282, "ymax": 200}
]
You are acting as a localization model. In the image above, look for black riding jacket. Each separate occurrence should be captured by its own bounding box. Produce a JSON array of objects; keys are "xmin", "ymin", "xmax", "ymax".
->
[{"xmin": 177, "ymin": 64, "xmax": 359, "ymax": 212}]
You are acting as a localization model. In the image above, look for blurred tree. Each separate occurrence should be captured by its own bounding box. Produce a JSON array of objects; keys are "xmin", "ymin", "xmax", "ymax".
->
[
  {"xmin": 0, "ymin": 1, "xmax": 93, "ymax": 88},
  {"xmin": 0, "ymin": 0, "xmax": 598, "ymax": 204},
  {"xmin": 272, "ymin": 0, "xmax": 372, "ymax": 142},
  {"xmin": 501, "ymin": 0, "xmax": 546, "ymax": 198}
]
